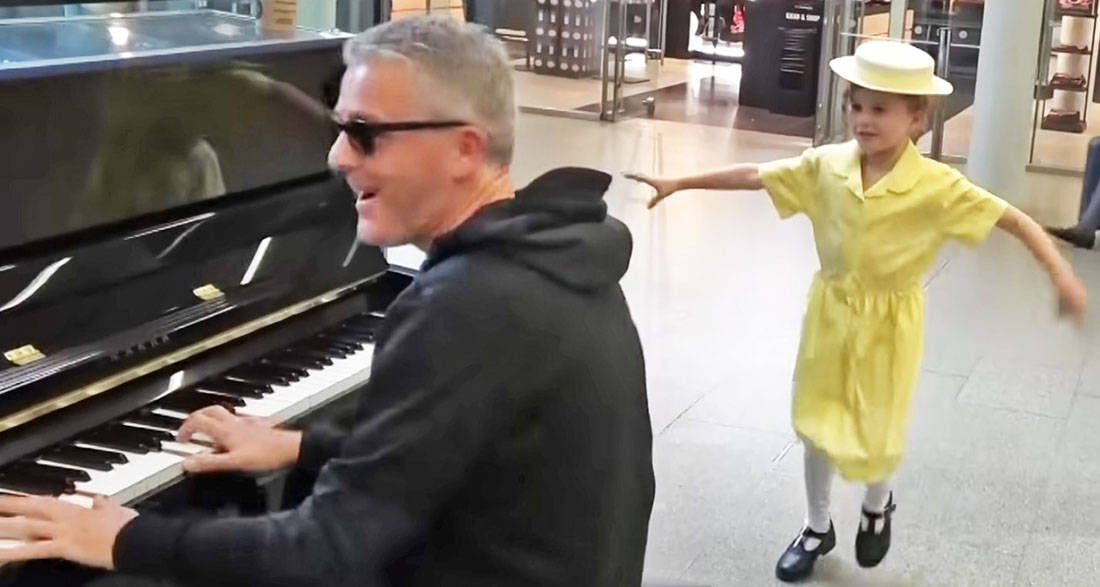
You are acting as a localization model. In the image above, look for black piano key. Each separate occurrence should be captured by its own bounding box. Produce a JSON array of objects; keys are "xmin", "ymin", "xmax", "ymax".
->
[
  {"xmin": 80, "ymin": 425, "xmax": 162, "ymax": 453},
  {"xmin": 118, "ymin": 425, "xmax": 175, "ymax": 444},
  {"xmin": 78, "ymin": 436, "xmax": 149, "ymax": 455},
  {"xmin": 286, "ymin": 341, "xmax": 345, "ymax": 357},
  {"xmin": 45, "ymin": 445, "xmax": 125, "ymax": 471},
  {"xmin": 256, "ymin": 358, "xmax": 313, "ymax": 376},
  {"xmin": 224, "ymin": 366, "xmax": 293, "ymax": 386},
  {"xmin": 314, "ymin": 339, "xmax": 359, "ymax": 353},
  {"xmin": 345, "ymin": 314, "xmax": 383, "ymax": 330},
  {"xmin": 190, "ymin": 390, "xmax": 247, "ymax": 408},
  {"xmin": 295, "ymin": 342, "xmax": 350, "ymax": 358},
  {"xmin": 262, "ymin": 357, "xmax": 324, "ymax": 372},
  {"xmin": 241, "ymin": 362, "xmax": 305, "ymax": 381},
  {"xmin": 315, "ymin": 334, "xmax": 365, "ymax": 350},
  {"xmin": 196, "ymin": 386, "xmax": 263, "ymax": 400},
  {"xmin": 8, "ymin": 462, "xmax": 91, "ymax": 483},
  {"xmin": 299, "ymin": 336, "xmax": 353, "ymax": 351},
  {"xmin": 125, "ymin": 411, "xmax": 184, "ymax": 432},
  {"xmin": 159, "ymin": 391, "xmax": 245, "ymax": 413},
  {"xmin": 332, "ymin": 327, "xmax": 375, "ymax": 343},
  {"xmin": 324, "ymin": 330, "xmax": 373, "ymax": 344},
  {"xmin": 0, "ymin": 475, "xmax": 67, "ymax": 496},
  {"xmin": 279, "ymin": 348, "xmax": 334, "ymax": 366},
  {"xmin": 197, "ymin": 378, "xmax": 270, "ymax": 399},
  {"xmin": 94, "ymin": 426, "xmax": 166, "ymax": 449}
]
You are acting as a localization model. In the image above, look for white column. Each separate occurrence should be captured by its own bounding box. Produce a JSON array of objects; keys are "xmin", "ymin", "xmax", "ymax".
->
[
  {"xmin": 966, "ymin": 0, "xmax": 1046, "ymax": 204},
  {"xmin": 888, "ymin": 0, "xmax": 907, "ymax": 40}
]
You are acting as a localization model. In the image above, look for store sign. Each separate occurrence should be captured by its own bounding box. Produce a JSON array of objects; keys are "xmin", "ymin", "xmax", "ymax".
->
[{"xmin": 785, "ymin": 12, "xmax": 821, "ymax": 22}]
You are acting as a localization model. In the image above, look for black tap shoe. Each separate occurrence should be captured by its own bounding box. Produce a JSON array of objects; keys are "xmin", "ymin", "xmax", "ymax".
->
[
  {"xmin": 775, "ymin": 522, "xmax": 836, "ymax": 583},
  {"xmin": 855, "ymin": 493, "xmax": 896, "ymax": 568}
]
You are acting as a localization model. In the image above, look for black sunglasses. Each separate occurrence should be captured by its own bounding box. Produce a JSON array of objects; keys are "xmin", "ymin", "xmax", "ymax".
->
[{"xmin": 333, "ymin": 118, "xmax": 469, "ymax": 156}]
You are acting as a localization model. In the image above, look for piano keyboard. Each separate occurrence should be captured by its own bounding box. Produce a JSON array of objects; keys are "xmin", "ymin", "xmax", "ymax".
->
[{"xmin": 0, "ymin": 313, "xmax": 380, "ymax": 530}]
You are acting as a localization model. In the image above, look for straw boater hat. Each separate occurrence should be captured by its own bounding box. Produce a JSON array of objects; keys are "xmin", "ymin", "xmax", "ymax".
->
[{"xmin": 830, "ymin": 40, "xmax": 954, "ymax": 96}]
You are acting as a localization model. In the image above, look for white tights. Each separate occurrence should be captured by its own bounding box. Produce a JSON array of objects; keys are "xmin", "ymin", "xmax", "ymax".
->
[{"xmin": 803, "ymin": 444, "xmax": 892, "ymax": 534}]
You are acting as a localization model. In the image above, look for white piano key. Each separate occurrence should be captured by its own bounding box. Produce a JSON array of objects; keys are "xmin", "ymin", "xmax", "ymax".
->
[
  {"xmin": 161, "ymin": 441, "xmax": 208, "ymax": 456},
  {"xmin": 69, "ymin": 443, "xmax": 183, "ymax": 502}
]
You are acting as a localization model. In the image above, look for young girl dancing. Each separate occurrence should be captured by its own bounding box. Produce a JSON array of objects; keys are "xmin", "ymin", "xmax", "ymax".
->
[{"xmin": 627, "ymin": 40, "xmax": 1088, "ymax": 582}]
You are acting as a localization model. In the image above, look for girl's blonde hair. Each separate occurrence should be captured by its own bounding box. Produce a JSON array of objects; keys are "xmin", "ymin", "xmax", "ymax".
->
[{"xmin": 844, "ymin": 85, "xmax": 936, "ymax": 142}]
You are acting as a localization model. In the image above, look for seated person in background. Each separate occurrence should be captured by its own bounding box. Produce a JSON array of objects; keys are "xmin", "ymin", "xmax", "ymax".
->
[
  {"xmin": 0, "ymin": 15, "xmax": 655, "ymax": 587},
  {"xmin": 1047, "ymin": 180, "xmax": 1100, "ymax": 249}
]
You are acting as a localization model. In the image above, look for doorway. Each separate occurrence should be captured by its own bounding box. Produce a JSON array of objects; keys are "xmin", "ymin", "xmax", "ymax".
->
[{"xmin": 815, "ymin": 0, "xmax": 986, "ymax": 162}]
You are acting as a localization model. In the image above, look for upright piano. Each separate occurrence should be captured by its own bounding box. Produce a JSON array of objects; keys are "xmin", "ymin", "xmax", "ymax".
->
[{"xmin": 0, "ymin": 4, "xmax": 409, "ymax": 551}]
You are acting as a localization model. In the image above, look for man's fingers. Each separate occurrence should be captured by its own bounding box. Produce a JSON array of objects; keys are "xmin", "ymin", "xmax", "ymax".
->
[
  {"xmin": 91, "ymin": 495, "xmax": 118, "ymax": 511},
  {"xmin": 0, "ymin": 496, "xmax": 59, "ymax": 520},
  {"xmin": 241, "ymin": 415, "xmax": 277, "ymax": 428},
  {"xmin": 182, "ymin": 452, "xmax": 239, "ymax": 475},
  {"xmin": 177, "ymin": 410, "xmax": 231, "ymax": 444},
  {"xmin": 201, "ymin": 405, "xmax": 237, "ymax": 423},
  {"xmin": 0, "ymin": 516, "xmax": 56, "ymax": 541},
  {"xmin": 624, "ymin": 172, "xmax": 657, "ymax": 189},
  {"xmin": 0, "ymin": 540, "xmax": 59, "ymax": 563}
]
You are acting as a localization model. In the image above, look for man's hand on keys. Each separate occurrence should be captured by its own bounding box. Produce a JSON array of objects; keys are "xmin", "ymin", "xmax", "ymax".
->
[
  {"xmin": 177, "ymin": 406, "xmax": 302, "ymax": 474},
  {"xmin": 0, "ymin": 495, "xmax": 136, "ymax": 569}
]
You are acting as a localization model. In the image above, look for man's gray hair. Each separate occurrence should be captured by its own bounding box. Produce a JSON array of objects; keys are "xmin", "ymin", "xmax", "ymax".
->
[{"xmin": 344, "ymin": 16, "xmax": 516, "ymax": 166}]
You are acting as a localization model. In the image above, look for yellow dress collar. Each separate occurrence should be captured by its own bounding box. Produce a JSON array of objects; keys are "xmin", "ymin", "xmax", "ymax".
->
[{"xmin": 823, "ymin": 140, "xmax": 923, "ymax": 200}]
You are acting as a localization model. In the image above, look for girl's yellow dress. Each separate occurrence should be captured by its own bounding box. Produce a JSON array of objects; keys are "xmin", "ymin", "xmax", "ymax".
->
[{"xmin": 759, "ymin": 140, "xmax": 1007, "ymax": 482}]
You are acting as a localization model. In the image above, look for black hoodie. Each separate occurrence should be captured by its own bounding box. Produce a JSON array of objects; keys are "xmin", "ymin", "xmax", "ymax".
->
[{"xmin": 114, "ymin": 167, "xmax": 656, "ymax": 587}]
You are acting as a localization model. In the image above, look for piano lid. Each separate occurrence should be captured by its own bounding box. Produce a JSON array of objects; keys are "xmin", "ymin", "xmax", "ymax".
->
[{"xmin": 0, "ymin": 9, "xmax": 347, "ymax": 75}]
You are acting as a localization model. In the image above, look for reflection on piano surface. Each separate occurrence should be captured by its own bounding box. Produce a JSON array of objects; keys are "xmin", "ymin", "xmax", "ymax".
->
[
  {"xmin": 0, "ymin": 7, "xmax": 406, "ymax": 571},
  {"xmin": 0, "ymin": 9, "xmax": 343, "ymax": 251}
]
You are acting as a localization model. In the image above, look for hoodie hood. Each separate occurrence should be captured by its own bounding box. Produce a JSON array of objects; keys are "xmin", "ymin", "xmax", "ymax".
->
[{"xmin": 425, "ymin": 167, "xmax": 631, "ymax": 292}]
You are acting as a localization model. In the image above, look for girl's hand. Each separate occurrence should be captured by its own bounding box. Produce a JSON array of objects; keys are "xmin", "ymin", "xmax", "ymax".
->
[
  {"xmin": 624, "ymin": 172, "xmax": 678, "ymax": 209},
  {"xmin": 1055, "ymin": 272, "xmax": 1088, "ymax": 325}
]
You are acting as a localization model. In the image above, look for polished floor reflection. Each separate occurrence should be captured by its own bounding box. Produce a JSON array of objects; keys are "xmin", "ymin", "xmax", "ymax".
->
[{"xmin": 511, "ymin": 113, "xmax": 1097, "ymax": 586}]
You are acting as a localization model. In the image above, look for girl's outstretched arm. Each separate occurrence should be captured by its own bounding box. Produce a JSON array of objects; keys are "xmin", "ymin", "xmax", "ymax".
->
[
  {"xmin": 625, "ymin": 163, "xmax": 763, "ymax": 209},
  {"xmin": 997, "ymin": 206, "xmax": 1088, "ymax": 324}
]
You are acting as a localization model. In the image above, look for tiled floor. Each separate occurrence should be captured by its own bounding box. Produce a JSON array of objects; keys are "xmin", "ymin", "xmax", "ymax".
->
[{"xmin": 510, "ymin": 112, "xmax": 1100, "ymax": 586}]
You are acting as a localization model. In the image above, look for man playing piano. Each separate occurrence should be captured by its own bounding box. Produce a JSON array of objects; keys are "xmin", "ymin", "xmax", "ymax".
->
[{"xmin": 0, "ymin": 15, "xmax": 655, "ymax": 587}]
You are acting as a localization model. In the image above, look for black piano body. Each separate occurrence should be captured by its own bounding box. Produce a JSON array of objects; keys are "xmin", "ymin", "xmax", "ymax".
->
[{"xmin": 0, "ymin": 6, "xmax": 408, "ymax": 564}]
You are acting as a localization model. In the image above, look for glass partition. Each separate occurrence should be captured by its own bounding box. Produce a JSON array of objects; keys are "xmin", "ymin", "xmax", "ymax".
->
[
  {"xmin": 412, "ymin": 0, "xmax": 670, "ymax": 121},
  {"xmin": 904, "ymin": 0, "xmax": 985, "ymax": 161}
]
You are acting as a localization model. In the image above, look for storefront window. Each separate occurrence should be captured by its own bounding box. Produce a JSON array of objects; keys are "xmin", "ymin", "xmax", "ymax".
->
[
  {"xmin": 1030, "ymin": 0, "xmax": 1096, "ymax": 171},
  {"xmin": 903, "ymin": 0, "xmax": 985, "ymax": 161}
]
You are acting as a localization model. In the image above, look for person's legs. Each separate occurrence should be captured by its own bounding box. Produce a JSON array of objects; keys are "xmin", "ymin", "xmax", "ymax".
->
[
  {"xmin": 856, "ymin": 479, "xmax": 896, "ymax": 568},
  {"xmin": 775, "ymin": 444, "xmax": 837, "ymax": 583},
  {"xmin": 804, "ymin": 445, "xmax": 834, "ymax": 535},
  {"xmin": 1047, "ymin": 178, "xmax": 1100, "ymax": 249},
  {"xmin": 863, "ymin": 479, "xmax": 891, "ymax": 516}
]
